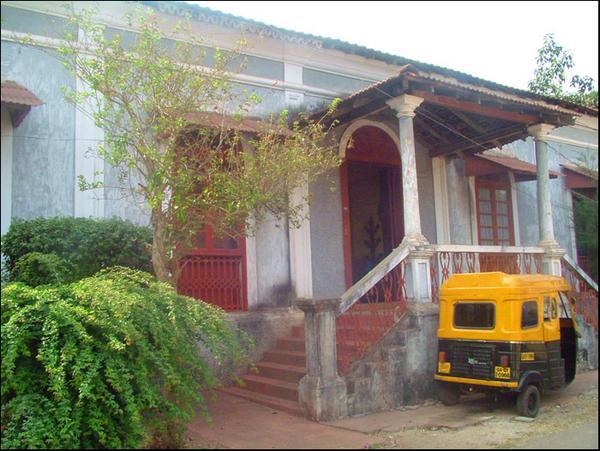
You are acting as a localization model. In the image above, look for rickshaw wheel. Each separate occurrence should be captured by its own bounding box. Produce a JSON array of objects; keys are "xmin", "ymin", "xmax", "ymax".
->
[
  {"xmin": 437, "ymin": 382, "xmax": 460, "ymax": 406},
  {"xmin": 517, "ymin": 384, "xmax": 540, "ymax": 417}
]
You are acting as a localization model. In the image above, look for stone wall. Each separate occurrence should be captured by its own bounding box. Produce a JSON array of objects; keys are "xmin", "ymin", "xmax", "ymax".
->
[
  {"xmin": 576, "ymin": 315, "xmax": 598, "ymax": 373},
  {"xmin": 341, "ymin": 302, "xmax": 596, "ymax": 418},
  {"xmin": 344, "ymin": 303, "xmax": 439, "ymax": 416}
]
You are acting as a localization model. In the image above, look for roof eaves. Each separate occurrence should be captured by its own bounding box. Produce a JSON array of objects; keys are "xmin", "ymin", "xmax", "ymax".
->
[{"xmin": 560, "ymin": 163, "xmax": 599, "ymax": 181}]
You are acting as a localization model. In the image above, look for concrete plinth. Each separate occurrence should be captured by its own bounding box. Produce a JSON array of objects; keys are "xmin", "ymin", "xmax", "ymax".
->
[
  {"xmin": 295, "ymin": 298, "xmax": 347, "ymax": 421},
  {"xmin": 541, "ymin": 244, "xmax": 566, "ymax": 276},
  {"xmin": 298, "ymin": 374, "xmax": 348, "ymax": 422}
]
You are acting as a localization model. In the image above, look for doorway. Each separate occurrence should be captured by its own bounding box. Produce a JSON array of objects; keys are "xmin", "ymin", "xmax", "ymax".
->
[{"xmin": 340, "ymin": 125, "xmax": 404, "ymax": 287}]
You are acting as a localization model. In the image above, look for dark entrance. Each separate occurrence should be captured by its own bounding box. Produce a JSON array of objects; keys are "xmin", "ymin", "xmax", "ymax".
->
[{"xmin": 341, "ymin": 125, "xmax": 404, "ymax": 287}]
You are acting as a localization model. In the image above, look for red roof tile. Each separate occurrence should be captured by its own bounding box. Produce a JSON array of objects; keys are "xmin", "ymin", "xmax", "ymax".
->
[
  {"xmin": 184, "ymin": 111, "xmax": 291, "ymax": 136},
  {"xmin": 1, "ymin": 80, "xmax": 44, "ymax": 107},
  {"xmin": 561, "ymin": 163, "xmax": 598, "ymax": 181},
  {"xmin": 466, "ymin": 153, "xmax": 561, "ymax": 182}
]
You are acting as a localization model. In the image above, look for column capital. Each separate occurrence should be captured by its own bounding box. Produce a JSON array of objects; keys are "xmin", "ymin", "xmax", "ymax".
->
[
  {"xmin": 527, "ymin": 123, "xmax": 555, "ymax": 141},
  {"xmin": 295, "ymin": 298, "xmax": 340, "ymax": 313},
  {"xmin": 386, "ymin": 94, "xmax": 425, "ymax": 118},
  {"xmin": 540, "ymin": 241, "xmax": 565, "ymax": 257}
]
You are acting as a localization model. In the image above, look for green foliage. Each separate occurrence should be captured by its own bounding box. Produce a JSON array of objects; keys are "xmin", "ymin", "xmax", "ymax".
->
[
  {"xmin": 528, "ymin": 34, "xmax": 598, "ymax": 108},
  {"xmin": 1, "ymin": 217, "xmax": 153, "ymax": 283},
  {"xmin": 1, "ymin": 267, "xmax": 250, "ymax": 449},
  {"xmin": 52, "ymin": 5, "xmax": 341, "ymax": 284},
  {"xmin": 12, "ymin": 253, "xmax": 73, "ymax": 287}
]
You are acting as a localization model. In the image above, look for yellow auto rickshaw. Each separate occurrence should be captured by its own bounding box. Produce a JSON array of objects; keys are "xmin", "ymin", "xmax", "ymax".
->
[{"xmin": 435, "ymin": 272, "xmax": 578, "ymax": 417}]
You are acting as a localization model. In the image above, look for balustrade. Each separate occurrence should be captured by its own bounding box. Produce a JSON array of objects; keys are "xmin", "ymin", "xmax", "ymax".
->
[
  {"xmin": 429, "ymin": 245, "xmax": 544, "ymax": 303},
  {"xmin": 562, "ymin": 256, "xmax": 598, "ymax": 331}
]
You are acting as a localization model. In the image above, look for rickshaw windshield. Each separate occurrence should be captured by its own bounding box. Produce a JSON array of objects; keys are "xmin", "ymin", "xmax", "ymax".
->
[{"xmin": 453, "ymin": 302, "xmax": 495, "ymax": 329}]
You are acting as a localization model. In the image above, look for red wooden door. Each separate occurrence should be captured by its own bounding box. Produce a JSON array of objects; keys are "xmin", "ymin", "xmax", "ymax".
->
[{"xmin": 178, "ymin": 226, "xmax": 247, "ymax": 311}]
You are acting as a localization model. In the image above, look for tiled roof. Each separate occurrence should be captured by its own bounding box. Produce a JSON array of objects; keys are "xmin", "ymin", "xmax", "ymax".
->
[
  {"xmin": 561, "ymin": 163, "xmax": 598, "ymax": 181},
  {"xmin": 1, "ymin": 80, "xmax": 44, "ymax": 106},
  {"xmin": 184, "ymin": 111, "xmax": 291, "ymax": 136},
  {"xmin": 143, "ymin": 1, "xmax": 597, "ymax": 117},
  {"xmin": 476, "ymin": 153, "xmax": 561, "ymax": 180}
]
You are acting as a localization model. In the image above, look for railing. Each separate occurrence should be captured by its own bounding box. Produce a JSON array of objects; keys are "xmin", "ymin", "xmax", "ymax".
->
[
  {"xmin": 333, "ymin": 242, "xmax": 598, "ymax": 374},
  {"xmin": 178, "ymin": 255, "xmax": 246, "ymax": 311},
  {"xmin": 429, "ymin": 245, "xmax": 545, "ymax": 303},
  {"xmin": 335, "ymin": 242, "xmax": 412, "ymax": 374},
  {"xmin": 561, "ymin": 254, "xmax": 598, "ymax": 331}
]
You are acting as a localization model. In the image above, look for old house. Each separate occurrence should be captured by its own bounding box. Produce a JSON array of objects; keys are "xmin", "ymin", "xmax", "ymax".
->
[{"xmin": 1, "ymin": 0, "xmax": 597, "ymax": 420}]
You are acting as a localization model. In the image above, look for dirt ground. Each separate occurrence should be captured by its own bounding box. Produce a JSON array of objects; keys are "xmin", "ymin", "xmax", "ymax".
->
[
  {"xmin": 369, "ymin": 387, "xmax": 598, "ymax": 449},
  {"xmin": 183, "ymin": 371, "xmax": 598, "ymax": 449}
]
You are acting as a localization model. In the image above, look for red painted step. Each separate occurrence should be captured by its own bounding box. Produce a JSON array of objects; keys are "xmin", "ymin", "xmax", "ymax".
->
[
  {"xmin": 255, "ymin": 362, "xmax": 306, "ymax": 383},
  {"xmin": 263, "ymin": 349, "xmax": 306, "ymax": 367},
  {"xmin": 218, "ymin": 386, "xmax": 302, "ymax": 416},
  {"xmin": 277, "ymin": 337, "xmax": 305, "ymax": 352},
  {"xmin": 240, "ymin": 374, "xmax": 299, "ymax": 402}
]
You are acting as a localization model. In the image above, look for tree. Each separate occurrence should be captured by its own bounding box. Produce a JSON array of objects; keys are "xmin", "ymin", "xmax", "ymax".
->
[
  {"xmin": 529, "ymin": 34, "xmax": 598, "ymax": 280},
  {"xmin": 528, "ymin": 33, "xmax": 598, "ymax": 108},
  {"xmin": 54, "ymin": 5, "xmax": 341, "ymax": 285}
]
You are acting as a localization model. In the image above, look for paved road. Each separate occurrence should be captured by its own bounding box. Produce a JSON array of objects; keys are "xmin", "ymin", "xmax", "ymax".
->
[{"xmin": 520, "ymin": 421, "xmax": 598, "ymax": 449}]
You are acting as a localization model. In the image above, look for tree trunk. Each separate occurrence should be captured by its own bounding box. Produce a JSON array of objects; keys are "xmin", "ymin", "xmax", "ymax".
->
[{"xmin": 151, "ymin": 208, "xmax": 174, "ymax": 286}]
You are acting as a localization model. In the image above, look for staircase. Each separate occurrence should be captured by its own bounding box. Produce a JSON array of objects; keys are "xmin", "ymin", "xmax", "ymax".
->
[{"xmin": 219, "ymin": 324, "xmax": 306, "ymax": 416}]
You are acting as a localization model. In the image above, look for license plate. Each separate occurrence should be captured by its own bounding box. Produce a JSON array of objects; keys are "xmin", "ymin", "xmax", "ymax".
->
[{"xmin": 494, "ymin": 366, "xmax": 511, "ymax": 379}]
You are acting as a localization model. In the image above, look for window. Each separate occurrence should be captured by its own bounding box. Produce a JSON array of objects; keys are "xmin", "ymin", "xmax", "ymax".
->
[
  {"xmin": 454, "ymin": 302, "xmax": 495, "ymax": 329},
  {"xmin": 544, "ymin": 296, "xmax": 551, "ymax": 321},
  {"xmin": 521, "ymin": 301, "xmax": 538, "ymax": 329},
  {"xmin": 476, "ymin": 179, "xmax": 514, "ymax": 246}
]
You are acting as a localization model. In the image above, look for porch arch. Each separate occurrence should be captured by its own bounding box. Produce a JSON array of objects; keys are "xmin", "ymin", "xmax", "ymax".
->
[
  {"xmin": 339, "ymin": 119, "xmax": 401, "ymax": 161},
  {"xmin": 339, "ymin": 121, "xmax": 404, "ymax": 287}
]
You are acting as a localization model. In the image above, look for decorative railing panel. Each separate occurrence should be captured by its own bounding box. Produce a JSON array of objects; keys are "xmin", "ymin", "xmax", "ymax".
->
[
  {"xmin": 561, "ymin": 255, "xmax": 598, "ymax": 331},
  {"xmin": 430, "ymin": 245, "xmax": 544, "ymax": 303},
  {"xmin": 336, "ymin": 243, "xmax": 411, "ymax": 374},
  {"xmin": 178, "ymin": 255, "xmax": 246, "ymax": 311}
]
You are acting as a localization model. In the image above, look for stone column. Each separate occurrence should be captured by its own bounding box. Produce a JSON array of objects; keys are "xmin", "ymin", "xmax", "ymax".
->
[
  {"xmin": 387, "ymin": 94, "xmax": 433, "ymax": 302},
  {"xmin": 528, "ymin": 123, "xmax": 564, "ymax": 275},
  {"xmin": 386, "ymin": 94, "xmax": 427, "ymax": 246},
  {"xmin": 295, "ymin": 298, "xmax": 347, "ymax": 421}
]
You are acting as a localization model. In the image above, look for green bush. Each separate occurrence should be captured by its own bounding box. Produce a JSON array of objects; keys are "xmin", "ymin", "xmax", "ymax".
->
[
  {"xmin": 1, "ymin": 217, "xmax": 153, "ymax": 283},
  {"xmin": 12, "ymin": 253, "xmax": 73, "ymax": 287},
  {"xmin": 1, "ymin": 267, "xmax": 250, "ymax": 449}
]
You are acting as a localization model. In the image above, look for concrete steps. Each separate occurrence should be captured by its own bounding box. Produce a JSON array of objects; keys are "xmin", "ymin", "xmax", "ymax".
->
[
  {"xmin": 221, "ymin": 326, "xmax": 307, "ymax": 416},
  {"xmin": 219, "ymin": 386, "xmax": 302, "ymax": 416},
  {"xmin": 222, "ymin": 315, "xmax": 411, "ymax": 417},
  {"xmin": 255, "ymin": 362, "xmax": 306, "ymax": 383}
]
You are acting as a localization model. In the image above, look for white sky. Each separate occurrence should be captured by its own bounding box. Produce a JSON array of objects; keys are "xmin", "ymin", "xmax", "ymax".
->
[{"xmin": 189, "ymin": 1, "xmax": 598, "ymax": 91}]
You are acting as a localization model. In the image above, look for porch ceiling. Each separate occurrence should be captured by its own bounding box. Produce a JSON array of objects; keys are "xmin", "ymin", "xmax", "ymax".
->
[{"xmin": 316, "ymin": 65, "xmax": 583, "ymax": 158}]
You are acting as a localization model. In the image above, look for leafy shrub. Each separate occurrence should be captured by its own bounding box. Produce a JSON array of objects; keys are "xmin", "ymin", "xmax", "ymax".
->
[
  {"xmin": 1, "ymin": 267, "xmax": 250, "ymax": 449},
  {"xmin": 1, "ymin": 217, "xmax": 153, "ymax": 283},
  {"xmin": 12, "ymin": 253, "xmax": 73, "ymax": 287}
]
